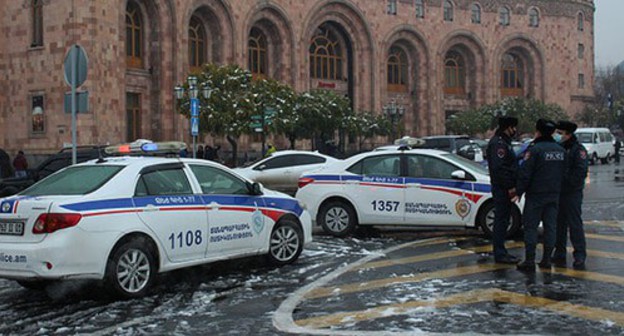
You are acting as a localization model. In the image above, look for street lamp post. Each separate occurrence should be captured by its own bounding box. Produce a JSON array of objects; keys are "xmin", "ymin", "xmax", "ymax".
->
[
  {"xmin": 174, "ymin": 76, "xmax": 212, "ymax": 159},
  {"xmin": 383, "ymin": 98, "xmax": 405, "ymax": 140}
]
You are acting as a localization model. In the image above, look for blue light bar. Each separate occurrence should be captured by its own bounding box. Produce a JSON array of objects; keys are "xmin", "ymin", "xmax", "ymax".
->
[{"xmin": 142, "ymin": 143, "xmax": 159, "ymax": 152}]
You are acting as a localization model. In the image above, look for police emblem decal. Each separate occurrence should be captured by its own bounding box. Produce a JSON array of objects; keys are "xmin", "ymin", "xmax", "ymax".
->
[
  {"xmin": 252, "ymin": 209, "xmax": 264, "ymax": 234},
  {"xmin": 455, "ymin": 199, "xmax": 471, "ymax": 219},
  {"xmin": 496, "ymin": 148, "xmax": 506, "ymax": 158},
  {"xmin": 1, "ymin": 202, "xmax": 10, "ymax": 213},
  {"xmin": 580, "ymin": 150, "xmax": 587, "ymax": 160},
  {"xmin": 524, "ymin": 151, "xmax": 531, "ymax": 161}
]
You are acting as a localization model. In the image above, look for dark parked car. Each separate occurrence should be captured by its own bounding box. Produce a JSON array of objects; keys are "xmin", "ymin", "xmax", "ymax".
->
[
  {"xmin": 0, "ymin": 145, "xmax": 105, "ymax": 197},
  {"xmin": 420, "ymin": 135, "xmax": 484, "ymax": 162}
]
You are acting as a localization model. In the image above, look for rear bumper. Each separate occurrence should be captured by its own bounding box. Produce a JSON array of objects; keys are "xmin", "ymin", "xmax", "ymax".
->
[{"xmin": 0, "ymin": 228, "xmax": 112, "ymax": 280}]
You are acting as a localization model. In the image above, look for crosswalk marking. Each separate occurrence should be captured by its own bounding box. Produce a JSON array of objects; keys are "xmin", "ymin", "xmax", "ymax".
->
[{"xmin": 296, "ymin": 288, "xmax": 624, "ymax": 329}]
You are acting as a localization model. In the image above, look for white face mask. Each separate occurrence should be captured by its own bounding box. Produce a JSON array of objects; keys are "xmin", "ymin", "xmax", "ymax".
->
[{"xmin": 553, "ymin": 133, "xmax": 563, "ymax": 143}]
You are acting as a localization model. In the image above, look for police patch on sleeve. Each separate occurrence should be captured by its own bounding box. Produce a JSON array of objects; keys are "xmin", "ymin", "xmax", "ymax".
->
[
  {"xmin": 497, "ymin": 148, "xmax": 506, "ymax": 158},
  {"xmin": 580, "ymin": 150, "xmax": 587, "ymax": 160},
  {"xmin": 524, "ymin": 151, "xmax": 531, "ymax": 161}
]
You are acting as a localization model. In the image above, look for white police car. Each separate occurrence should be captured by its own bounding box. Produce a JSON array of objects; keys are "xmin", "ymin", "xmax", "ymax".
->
[
  {"xmin": 296, "ymin": 148, "xmax": 521, "ymax": 238},
  {"xmin": 0, "ymin": 142, "xmax": 312, "ymax": 298}
]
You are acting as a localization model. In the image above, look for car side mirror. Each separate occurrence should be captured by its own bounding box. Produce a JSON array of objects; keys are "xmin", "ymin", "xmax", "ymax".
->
[
  {"xmin": 451, "ymin": 170, "xmax": 467, "ymax": 180},
  {"xmin": 247, "ymin": 181, "xmax": 263, "ymax": 195}
]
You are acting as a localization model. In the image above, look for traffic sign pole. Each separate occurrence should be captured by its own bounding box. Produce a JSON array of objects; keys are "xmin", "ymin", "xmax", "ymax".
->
[{"xmin": 71, "ymin": 45, "xmax": 77, "ymax": 165}]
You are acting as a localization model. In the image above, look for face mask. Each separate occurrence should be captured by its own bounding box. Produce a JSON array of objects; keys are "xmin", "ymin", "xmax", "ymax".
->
[{"xmin": 553, "ymin": 133, "xmax": 563, "ymax": 143}]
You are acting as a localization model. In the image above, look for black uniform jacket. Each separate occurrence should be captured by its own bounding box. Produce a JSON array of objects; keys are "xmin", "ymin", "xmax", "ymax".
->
[
  {"xmin": 517, "ymin": 136, "xmax": 566, "ymax": 197},
  {"xmin": 561, "ymin": 135, "xmax": 589, "ymax": 193},
  {"xmin": 487, "ymin": 132, "xmax": 517, "ymax": 190}
]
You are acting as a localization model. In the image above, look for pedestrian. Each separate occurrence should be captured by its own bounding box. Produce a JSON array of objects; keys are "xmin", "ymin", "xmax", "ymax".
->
[
  {"xmin": 514, "ymin": 119, "xmax": 566, "ymax": 272},
  {"xmin": 614, "ymin": 137, "xmax": 621, "ymax": 164},
  {"xmin": 486, "ymin": 116, "xmax": 520, "ymax": 264},
  {"xmin": 552, "ymin": 121, "xmax": 589, "ymax": 270},
  {"xmin": 13, "ymin": 150, "xmax": 28, "ymax": 178},
  {"xmin": 196, "ymin": 145, "xmax": 204, "ymax": 159},
  {"xmin": 265, "ymin": 143, "xmax": 276, "ymax": 157}
]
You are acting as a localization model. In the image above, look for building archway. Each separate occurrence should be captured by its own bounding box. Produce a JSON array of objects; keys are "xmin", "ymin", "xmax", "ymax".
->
[
  {"xmin": 186, "ymin": 1, "xmax": 235, "ymax": 67},
  {"xmin": 382, "ymin": 26, "xmax": 430, "ymax": 136},
  {"xmin": 244, "ymin": 3, "xmax": 295, "ymax": 85},
  {"xmin": 493, "ymin": 35, "xmax": 545, "ymax": 101}
]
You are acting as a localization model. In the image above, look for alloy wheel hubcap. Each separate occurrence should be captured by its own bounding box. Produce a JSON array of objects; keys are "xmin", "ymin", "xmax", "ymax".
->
[
  {"xmin": 325, "ymin": 207, "xmax": 349, "ymax": 233},
  {"xmin": 271, "ymin": 226, "xmax": 300, "ymax": 262},
  {"xmin": 116, "ymin": 249, "xmax": 150, "ymax": 293}
]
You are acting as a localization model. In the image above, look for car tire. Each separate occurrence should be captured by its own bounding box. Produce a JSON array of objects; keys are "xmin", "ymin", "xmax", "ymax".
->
[
  {"xmin": 477, "ymin": 202, "xmax": 521, "ymax": 239},
  {"xmin": 318, "ymin": 201, "xmax": 357, "ymax": 237},
  {"xmin": 105, "ymin": 237, "xmax": 156, "ymax": 299},
  {"xmin": 590, "ymin": 153, "xmax": 598, "ymax": 165},
  {"xmin": 16, "ymin": 280, "xmax": 51, "ymax": 290},
  {"xmin": 267, "ymin": 219, "xmax": 304, "ymax": 266},
  {"xmin": 601, "ymin": 153, "xmax": 611, "ymax": 164}
]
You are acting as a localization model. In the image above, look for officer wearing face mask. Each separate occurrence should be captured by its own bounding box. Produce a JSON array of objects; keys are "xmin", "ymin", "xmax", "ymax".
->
[
  {"xmin": 515, "ymin": 119, "xmax": 566, "ymax": 272},
  {"xmin": 552, "ymin": 121, "xmax": 589, "ymax": 270},
  {"xmin": 486, "ymin": 116, "xmax": 520, "ymax": 264}
]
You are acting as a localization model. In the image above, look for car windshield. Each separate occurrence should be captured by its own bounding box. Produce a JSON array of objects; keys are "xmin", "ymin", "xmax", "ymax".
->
[
  {"xmin": 440, "ymin": 153, "xmax": 489, "ymax": 175},
  {"xmin": 20, "ymin": 165, "xmax": 124, "ymax": 196},
  {"xmin": 576, "ymin": 132, "xmax": 592, "ymax": 144}
]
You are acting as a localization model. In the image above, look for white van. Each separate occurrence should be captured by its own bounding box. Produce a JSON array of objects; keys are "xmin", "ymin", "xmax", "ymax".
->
[{"xmin": 575, "ymin": 127, "xmax": 615, "ymax": 164}]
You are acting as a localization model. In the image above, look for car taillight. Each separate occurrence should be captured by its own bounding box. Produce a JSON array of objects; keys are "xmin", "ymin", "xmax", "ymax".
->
[
  {"xmin": 32, "ymin": 213, "xmax": 82, "ymax": 234},
  {"xmin": 298, "ymin": 177, "xmax": 315, "ymax": 189}
]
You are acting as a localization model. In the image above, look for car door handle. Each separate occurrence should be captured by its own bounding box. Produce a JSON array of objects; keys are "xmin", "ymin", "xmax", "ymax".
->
[
  {"xmin": 207, "ymin": 202, "xmax": 220, "ymax": 210},
  {"xmin": 406, "ymin": 183, "xmax": 421, "ymax": 188},
  {"xmin": 144, "ymin": 205, "xmax": 159, "ymax": 212},
  {"xmin": 345, "ymin": 180, "xmax": 359, "ymax": 185}
]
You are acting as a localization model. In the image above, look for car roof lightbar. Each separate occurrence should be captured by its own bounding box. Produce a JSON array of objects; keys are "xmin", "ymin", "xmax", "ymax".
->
[
  {"xmin": 394, "ymin": 136, "xmax": 425, "ymax": 150},
  {"xmin": 104, "ymin": 140, "xmax": 187, "ymax": 157}
]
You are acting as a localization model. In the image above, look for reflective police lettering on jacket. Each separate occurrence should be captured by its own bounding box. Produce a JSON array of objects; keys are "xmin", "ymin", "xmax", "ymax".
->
[{"xmin": 516, "ymin": 137, "xmax": 566, "ymax": 197}]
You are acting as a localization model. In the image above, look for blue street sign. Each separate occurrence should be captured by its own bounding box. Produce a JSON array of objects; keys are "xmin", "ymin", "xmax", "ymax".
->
[
  {"xmin": 191, "ymin": 98, "xmax": 199, "ymax": 117},
  {"xmin": 191, "ymin": 116, "xmax": 199, "ymax": 136}
]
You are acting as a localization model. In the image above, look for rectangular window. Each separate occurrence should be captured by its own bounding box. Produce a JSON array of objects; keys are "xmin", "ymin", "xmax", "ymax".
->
[
  {"xmin": 387, "ymin": 0, "xmax": 397, "ymax": 15},
  {"xmin": 578, "ymin": 74, "xmax": 585, "ymax": 89},
  {"xmin": 32, "ymin": 1, "xmax": 44, "ymax": 47},
  {"xmin": 415, "ymin": 0, "xmax": 424, "ymax": 18},
  {"xmin": 126, "ymin": 92, "xmax": 141, "ymax": 141},
  {"xmin": 578, "ymin": 44, "xmax": 585, "ymax": 59},
  {"xmin": 31, "ymin": 95, "xmax": 45, "ymax": 134}
]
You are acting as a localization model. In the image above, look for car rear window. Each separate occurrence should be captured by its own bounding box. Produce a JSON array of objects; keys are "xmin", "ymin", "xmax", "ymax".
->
[
  {"xmin": 576, "ymin": 133, "xmax": 592, "ymax": 144},
  {"xmin": 20, "ymin": 166, "xmax": 124, "ymax": 196}
]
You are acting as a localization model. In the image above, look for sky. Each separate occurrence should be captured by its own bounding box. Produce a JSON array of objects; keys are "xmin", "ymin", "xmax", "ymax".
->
[{"xmin": 595, "ymin": 0, "xmax": 624, "ymax": 69}]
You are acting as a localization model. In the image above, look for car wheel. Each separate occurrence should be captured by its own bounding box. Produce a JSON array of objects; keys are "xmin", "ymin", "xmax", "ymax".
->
[
  {"xmin": 267, "ymin": 219, "xmax": 303, "ymax": 266},
  {"xmin": 16, "ymin": 280, "xmax": 51, "ymax": 290},
  {"xmin": 590, "ymin": 153, "xmax": 598, "ymax": 165},
  {"xmin": 601, "ymin": 153, "xmax": 611, "ymax": 164},
  {"xmin": 105, "ymin": 238, "xmax": 156, "ymax": 299},
  {"xmin": 319, "ymin": 201, "xmax": 357, "ymax": 237},
  {"xmin": 477, "ymin": 202, "xmax": 521, "ymax": 239}
]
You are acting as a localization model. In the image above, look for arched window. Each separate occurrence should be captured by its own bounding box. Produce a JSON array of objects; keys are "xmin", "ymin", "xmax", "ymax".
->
[
  {"xmin": 387, "ymin": 47, "xmax": 408, "ymax": 92},
  {"xmin": 126, "ymin": 1, "xmax": 143, "ymax": 68},
  {"xmin": 577, "ymin": 12, "xmax": 584, "ymax": 31},
  {"xmin": 309, "ymin": 27, "xmax": 343, "ymax": 80},
  {"xmin": 529, "ymin": 8, "xmax": 539, "ymax": 27},
  {"xmin": 444, "ymin": 51, "xmax": 465, "ymax": 95},
  {"xmin": 248, "ymin": 28, "xmax": 268, "ymax": 78},
  {"xmin": 415, "ymin": 0, "xmax": 424, "ymax": 18},
  {"xmin": 189, "ymin": 16, "xmax": 206, "ymax": 71},
  {"xmin": 501, "ymin": 53, "xmax": 524, "ymax": 96},
  {"xmin": 32, "ymin": 0, "xmax": 43, "ymax": 47},
  {"xmin": 471, "ymin": 3, "xmax": 481, "ymax": 24},
  {"xmin": 499, "ymin": 7, "xmax": 510, "ymax": 26},
  {"xmin": 444, "ymin": 1, "xmax": 454, "ymax": 22}
]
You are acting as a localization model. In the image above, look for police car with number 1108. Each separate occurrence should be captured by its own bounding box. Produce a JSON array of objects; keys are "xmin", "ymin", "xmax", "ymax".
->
[
  {"xmin": 296, "ymin": 147, "xmax": 522, "ymax": 237},
  {"xmin": 0, "ymin": 142, "xmax": 312, "ymax": 298}
]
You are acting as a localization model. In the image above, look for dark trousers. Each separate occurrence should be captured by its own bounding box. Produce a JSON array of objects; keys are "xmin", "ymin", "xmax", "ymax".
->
[
  {"xmin": 554, "ymin": 191, "xmax": 586, "ymax": 262},
  {"xmin": 492, "ymin": 187, "xmax": 512, "ymax": 259},
  {"xmin": 522, "ymin": 193, "xmax": 559, "ymax": 261}
]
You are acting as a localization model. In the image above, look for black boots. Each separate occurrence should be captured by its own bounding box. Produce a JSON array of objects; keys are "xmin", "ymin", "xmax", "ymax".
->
[
  {"xmin": 517, "ymin": 260, "xmax": 536, "ymax": 272},
  {"xmin": 538, "ymin": 247, "xmax": 553, "ymax": 269}
]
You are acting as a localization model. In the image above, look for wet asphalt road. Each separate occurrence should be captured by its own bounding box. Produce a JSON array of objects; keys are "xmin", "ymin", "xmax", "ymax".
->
[{"xmin": 0, "ymin": 164, "xmax": 622, "ymax": 335}]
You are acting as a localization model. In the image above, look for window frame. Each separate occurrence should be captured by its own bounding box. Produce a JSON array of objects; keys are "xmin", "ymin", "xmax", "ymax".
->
[
  {"xmin": 189, "ymin": 16, "xmax": 206, "ymax": 72},
  {"xmin": 499, "ymin": 6, "xmax": 511, "ymax": 26},
  {"xmin": 471, "ymin": 3, "xmax": 481, "ymax": 24},
  {"xmin": 577, "ymin": 12, "xmax": 585, "ymax": 31},
  {"xmin": 189, "ymin": 164, "xmax": 250, "ymax": 195},
  {"xmin": 387, "ymin": 0, "xmax": 397, "ymax": 15},
  {"xmin": 528, "ymin": 7, "xmax": 540, "ymax": 27},
  {"xmin": 444, "ymin": 52, "xmax": 466, "ymax": 95},
  {"xmin": 443, "ymin": 0, "xmax": 454, "ymax": 22},
  {"xmin": 248, "ymin": 27, "xmax": 268, "ymax": 78},
  {"xmin": 309, "ymin": 27, "xmax": 344, "ymax": 80},
  {"xmin": 31, "ymin": 0, "xmax": 44, "ymax": 47},
  {"xmin": 135, "ymin": 167, "xmax": 193, "ymax": 197},
  {"xmin": 387, "ymin": 47, "xmax": 409, "ymax": 93},
  {"xmin": 347, "ymin": 154, "xmax": 402, "ymax": 177},
  {"xmin": 415, "ymin": 0, "xmax": 425, "ymax": 18},
  {"xmin": 500, "ymin": 53, "xmax": 524, "ymax": 97},
  {"xmin": 126, "ymin": 1, "xmax": 143, "ymax": 68}
]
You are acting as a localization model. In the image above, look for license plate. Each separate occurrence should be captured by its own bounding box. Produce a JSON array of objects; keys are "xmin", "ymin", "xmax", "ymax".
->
[{"xmin": 0, "ymin": 220, "xmax": 25, "ymax": 236}]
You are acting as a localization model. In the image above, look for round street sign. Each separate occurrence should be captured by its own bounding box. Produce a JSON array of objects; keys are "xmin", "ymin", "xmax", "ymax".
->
[{"xmin": 64, "ymin": 44, "xmax": 88, "ymax": 87}]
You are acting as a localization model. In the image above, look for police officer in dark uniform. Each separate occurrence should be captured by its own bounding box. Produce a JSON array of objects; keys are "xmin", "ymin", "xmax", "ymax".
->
[
  {"xmin": 486, "ymin": 116, "xmax": 520, "ymax": 264},
  {"xmin": 552, "ymin": 121, "xmax": 589, "ymax": 270},
  {"xmin": 515, "ymin": 119, "xmax": 566, "ymax": 272}
]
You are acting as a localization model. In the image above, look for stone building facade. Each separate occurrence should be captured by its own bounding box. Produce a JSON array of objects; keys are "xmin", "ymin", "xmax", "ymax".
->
[{"xmin": 0, "ymin": 0, "xmax": 595, "ymax": 154}]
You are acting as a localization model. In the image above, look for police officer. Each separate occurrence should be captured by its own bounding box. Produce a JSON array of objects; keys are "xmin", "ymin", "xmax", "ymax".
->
[
  {"xmin": 486, "ymin": 116, "xmax": 520, "ymax": 264},
  {"xmin": 515, "ymin": 119, "xmax": 566, "ymax": 272},
  {"xmin": 552, "ymin": 121, "xmax": 589, "ymax": 270}
]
